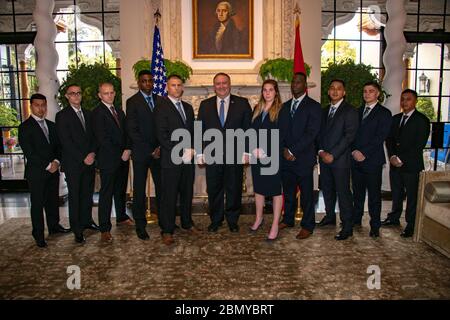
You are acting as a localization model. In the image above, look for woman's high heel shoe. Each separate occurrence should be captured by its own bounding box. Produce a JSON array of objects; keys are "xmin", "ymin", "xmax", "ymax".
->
[{"xmin": 249, "ymin": 218, "xmax": 265, "ymax": 232}]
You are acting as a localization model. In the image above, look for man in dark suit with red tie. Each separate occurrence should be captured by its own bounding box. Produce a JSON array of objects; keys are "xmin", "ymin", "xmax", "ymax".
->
[
  {"xmin": 154, "ymin": 75, "xmax": 200, "ymax": 245},
  {"xmin": 126, "ymin": 70, "xmax": 162, "ymax": 240},
  {"xmin": 196, "ymin": 73, "xmax": 252, "ymax": 233},
  {"xmin": 19, "ymin": 93, "xmax": 70, "ymax": 248},
  {"xmin": 56, "ymin": 84, "xmax": 99, "ymax": 244},
  {"xmin": 351, "ymin": 82, "xmax": 392, "ymax": 238},
  {"xmin": 92, "ymin": 82, "xmax": 134, "ymax": 242},
  {"xmin": 383, "ymin": 89, "xmax": 430, "ymax": 237},
  {"xmin": 278, "ymin": 72, "xmax": 322, "ymax": 239},
  {"xmin": 317, "ymin": 79, "xmax": 359, "ymax": 240}
]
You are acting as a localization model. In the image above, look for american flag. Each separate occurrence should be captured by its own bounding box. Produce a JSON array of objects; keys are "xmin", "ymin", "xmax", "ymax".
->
[{"xmin": 151, "ymin": 25, "xmax": 167, "ymax": 96}]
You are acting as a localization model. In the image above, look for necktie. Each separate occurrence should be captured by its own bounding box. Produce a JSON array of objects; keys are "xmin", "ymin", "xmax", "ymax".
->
[
  {"xmin": 38, "ymin": 119, "xmax": 49, "ymax": 143},
  {"xmin": 219, "ymin": 99, "xmax": 225, "ymax": 127},
  {"xmin": 176, "ymin": 101, "xmax": 186, "ymax": 124},
  {"xmin": 76, "ymin": 110, "xmax": 86, "ymax": 131},
  {"xmin": 399, "ymin": 114, "xmax": 409, "ymax": 129},
  {"xmin": 261, "ymin": 111, "xmax": 268, "ymax": 122},
  {"xmin": 362, "ymin": 106, "xmax": 371, "ymax": 120},
  {"xmin": 290, "ymin": 100, "xmax": 299, "ymax": 118},
  {"xmin": 110, "ymin": 106, "xmax": 120, "ymax": 127},
  {"xmin": 328, "ymin": 106, "xmax": 337, "ymax": 120},
  {"xmin": 146, "ymin": 96, "xmax": 154, "ymax": 111}
]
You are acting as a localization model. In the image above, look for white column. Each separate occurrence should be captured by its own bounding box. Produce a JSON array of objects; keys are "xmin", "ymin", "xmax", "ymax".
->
[
  {"xmin": 33, "ymin": 0, "xmax": 59, "ymax": 121},
  {"xmin": 381, "ymin": 0, "xmax": 407, "ymax": 192},
  {"xmin": 382, "ymin": 0, "xmax": 407, "ymax": 114}
]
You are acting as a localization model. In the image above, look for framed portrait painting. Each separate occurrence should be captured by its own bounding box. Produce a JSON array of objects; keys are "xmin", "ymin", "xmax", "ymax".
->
[{"xmin": 193, "ymin": 0, "xmax": 253, "ymax": 59}]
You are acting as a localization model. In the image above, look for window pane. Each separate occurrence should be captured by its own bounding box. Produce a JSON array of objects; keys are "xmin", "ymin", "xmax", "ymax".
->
[
  {"xmin": 419, "ymin": 15, "xmax": 444, "ymax": 32},
  {"xmin": 420, "ymin": 0, "xmax": 445, "ymax": 14},
  {"xmin": 445, "ymin": 15, "xmax": 450, "ymax": 32},
  {"xmin": 363, "ymin": 1, "xmax": 386, "ymax": 14},
  {"xmin": 336, "ymin": 0, "xmax": 359, "ymax": 12},
  {"xmin": 15, "ymin": 14, "xmax": 33, "ymax": 32},
  {"xmin": 80, "ymin": 0, "xmax": 103, "ymax": 13},
  {"xmin": 416, "ymin": 43, "xmax": 442, "ymax": 69},
  {"xmin": 0, "ymin": 154, "xmax": 25, "ymax": 179},
  {"xmin": 104, "ymin": 13, "xmax": 119, "ymax": 41},
  {"xmin": 78, "ymin": 14, "xmax": 104, "ymax": 41},
  {"xmin": 361, "ymin": 41, "xmax": 381, "ymax": 68},
  {"xmin": 78, "ymin": 41, "xmax": 105, "ymax": 65},
  {"xmin": 335, "ymin": 13, "xmax": 362, "ymax": 40},
  {"xmin": 0, "ymin": 16, "xmax": 15, "ymax": 32},
  {"xmin": 13, "ymin": 0, "xmax": 34, "ymax": 14},
  {"xmin": 322, "ymin": 12, "xmax": 335, "ymax": 39},
  {"xmin": 0, "ymin": 0, "xmax": 13, "ymax": 13},
  {"xmin": 447, "ymin": 0, "xmax": 450, "ymax": 13},
  {"xmin": 416, "ymin": 70, "xmax": 441, "ymax": 96},
  {"xmin": 322, "ymin": 0, "xmax": 335, "ymax": 11},
  {"xmin": 405, "ymin": 3, "xmax": 419, "ymax": 14},
  {"xmin": 405, "ymin": 14, "xmax": 418, "ymax": 31},
  {"xmin": 439, "ymin": 94, "xmax": 450, "ymax": 121}
]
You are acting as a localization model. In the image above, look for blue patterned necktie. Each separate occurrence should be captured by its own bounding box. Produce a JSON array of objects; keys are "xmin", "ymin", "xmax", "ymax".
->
[
  {"xmin": 328, "ymin": 106, "xmax": 337, "ymax": 119},
  {"xmin": 176, "ymin": 101, "xmax": 186, "ymax": 124},
  {"xmin": 146, "ymin": 96, "xmax": 154, "ymax": 111},
  {"xmin": 219, "ymin": 99, "xmax": 225, "ymax": 127},
  {"xmin": 362, "ymin": 106, "xmax": 371, "ymax": 120},
  {"xmin": 290, "ymin": 100, "xmax": 299, "ymax": 118}
]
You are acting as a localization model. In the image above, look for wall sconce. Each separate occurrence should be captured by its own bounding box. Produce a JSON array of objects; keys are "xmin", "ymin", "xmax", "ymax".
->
[{"xmin": 419, "ymin": 71, "xmax": 430, "ymax": 94}]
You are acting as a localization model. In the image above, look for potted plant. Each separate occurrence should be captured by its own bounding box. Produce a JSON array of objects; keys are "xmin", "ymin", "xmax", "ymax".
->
[
  {"xmin": 58, "ymin": 63, "xmax": 122, "ymax": 111},
  {"xmin": 321, "ymin": 59, "xmax": 382, "ymax": 108},
  {"xmin": 259, "ymin": 58, "xmax": 311, "ymax": 82},
  {"xmin": 132, "ymin": 58, "xmax": 193, "ymax": 83}
]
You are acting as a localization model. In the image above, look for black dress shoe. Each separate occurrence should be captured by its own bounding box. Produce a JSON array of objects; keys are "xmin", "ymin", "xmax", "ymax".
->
[
  {"xmin": 207, "ymin": 224, "xmax": 219, "ymax": 232},
  {"xmin": 229, "ymin": 224, "xmax": 239, "ymax": 233},
  {"xmin": 369, "ymin": 229, "xmax": 380, "ymax": 238},
  {"xmin": 49, "ymin": 225, "xmax": 71, "ymax": 235},
  {"xmin": 84, "ymin": 222, "xmax": 100, "ymax": 231},
  {"xmin": 136, "ymin": 228, "xmax": 150, "ymax": 240},
  {"xmin": 381, "ymin": 217, "xmax": 400, "ymax": 226},
  {"xmin": 400, "ymin": 229, "xmax": 413, "ymax": 238},
  {"xmin": 75, "ymin": 234, "xmax": 86, "ymax": 244},
  {"xmin": 317, "ymin": 216, "xmax": 336, "ymax": 227},
  {"xmin": 36, "ymin": 240, "xmax": 48, "ymax": 248},
  {"xmin": 334, "ymin": 230, "xmax": 353, "ymax": 240}
]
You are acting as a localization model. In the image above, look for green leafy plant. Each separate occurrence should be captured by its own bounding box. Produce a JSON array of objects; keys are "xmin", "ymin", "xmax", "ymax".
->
[
  {"xmin": 417, "ymin": 97, "xmax": 437, "ymax": 121},
  {"xmin": 58, "ymin": 63, "xmax": 122, "ymax": 111},
  {"xmin": 0, "ymin": 103, "xmax": 20, "ymax": 137},
  {"xmin": 259, "ymin": 58, "xmax": 311, "ymax": 82},
  {"xmin": 321, "ymin": 59, "xmax": 380, "ymax": 108},
  {"xmin": 132, "ymin": 58, "xmax": 193, "ymax": 83}
]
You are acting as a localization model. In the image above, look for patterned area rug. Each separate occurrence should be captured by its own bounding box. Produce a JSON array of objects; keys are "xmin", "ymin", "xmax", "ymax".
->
[{"xmin": 0, "ymin": 215, "xmax": 449, "ymax": 299}]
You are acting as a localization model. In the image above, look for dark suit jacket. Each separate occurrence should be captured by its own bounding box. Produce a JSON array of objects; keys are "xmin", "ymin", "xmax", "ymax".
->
[
  {"xmin": 92, "ymin": 102, "xmax": 130, "ymax": 171},
  {"xmin": 279, "ymin": 96, "xmax": 322, "ymax": 175},
  {"xmin": 19, "ymin": 117, "xmax": 60, "ymax": 180},
  {"xmin": 352, "ymin": 103, "xmax": 392, "ymax": 170},
  {"xmin": 126, "ymin": 92, "xmax": 161, "ymax": 163},
  {"xmin": 154, "ymin": 97, "xmax": 195, "ymax": 169},
  {"xmin": 201, "ymin": 19, "xmax": 246, "ymax": 55},
  {"xmin": 386, "ymin": 109, "xmax": 430, "ymax": 173},
  {"xmin": 196, "ymin": 94, "xmax": 252, "ymax": 163},
  {"xmin": 55, "ymin": 106, "xmax": 96, "ymax": 172},
  {"xmin": 318, "ymin": 101, "xmax": 359, "ymax": 169}
]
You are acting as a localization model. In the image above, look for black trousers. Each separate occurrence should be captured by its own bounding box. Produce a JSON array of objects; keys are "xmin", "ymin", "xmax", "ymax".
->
[
  {"xmin": 98, "ymin": 161, "xmax": 130, "ymax": 232},
  {"xmin": 132, "ymin": 158, "xmax": 161, "ymax": 230},
  {"xmin": 282, "ymin": 169, "xmax": 315, "ymax": 231},
  {"xmin": 352, "ymin": 166, "xmax": 382, "ymax": 230},
  {"xmin": 65, "ymin": 165, "xmax": 95, "ymax": 236},
  {"xmin": 320, "ymin": 164, "xmax": 354, "ymax": 233},
  {"xmin": 205, "ymin": 164, "xmax": 243, "ymax": 226},
  {"xmin": 160, "ymin": 165, "xmax": 194, "ymax": 234},
  {"xmin": 388, "ymin": 168, "xmax": 420, "ymax": 231},
  {"xmin": 27, "ymin": 171, "xmax": 60, "ymax": 242}
]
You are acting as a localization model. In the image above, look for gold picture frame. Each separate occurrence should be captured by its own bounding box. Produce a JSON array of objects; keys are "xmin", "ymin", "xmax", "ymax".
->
[{"xmin": 193, "ymin": 0, "xmax": 253, "ymax": 59}]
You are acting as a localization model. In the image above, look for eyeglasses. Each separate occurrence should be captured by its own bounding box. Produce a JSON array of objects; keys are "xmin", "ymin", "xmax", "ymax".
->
[{"xmin": 67, "ymin": 92, "xmax": 82, "ymax": 96}]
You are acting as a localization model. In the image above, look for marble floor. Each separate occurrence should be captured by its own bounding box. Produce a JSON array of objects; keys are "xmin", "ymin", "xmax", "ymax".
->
[{"xmin": 0, "ymin": 192, "xmax": 449, "ymax": 300}]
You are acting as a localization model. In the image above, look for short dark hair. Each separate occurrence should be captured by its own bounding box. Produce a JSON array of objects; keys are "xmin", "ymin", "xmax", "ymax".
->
[
  {"xmin": 213, "ymin": 72, "xmax": 231, "ymax": 83},
  {"xmin": 30, "ymin": 93, "xmax": 46, "ymax": 104},
  {"xmin": 293, "ymin": 72, "xmax": 307, "ymax": 81},
  {"xmin": 401, "ymin": 88, "xmax": 418, "ymax": 99},
  {"xmin": 167, "ymin": 74, "xmax": 184, "ymax": 83},
  {"xmin": 329, "ymin": 79, "xmax": 345, "ymax": 88},
  {"xmin": 363, "ymin": 81, "xmax": 382, "ymax": 92},
  {"xmin": 138, "ymin": 70, "xmax": 153, "ymax": 78}
]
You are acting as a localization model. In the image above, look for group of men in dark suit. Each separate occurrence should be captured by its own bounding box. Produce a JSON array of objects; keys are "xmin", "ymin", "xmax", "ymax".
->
[{"xmin": 19, "ymin": 70, "xmax": 430, "ymax": 247}]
